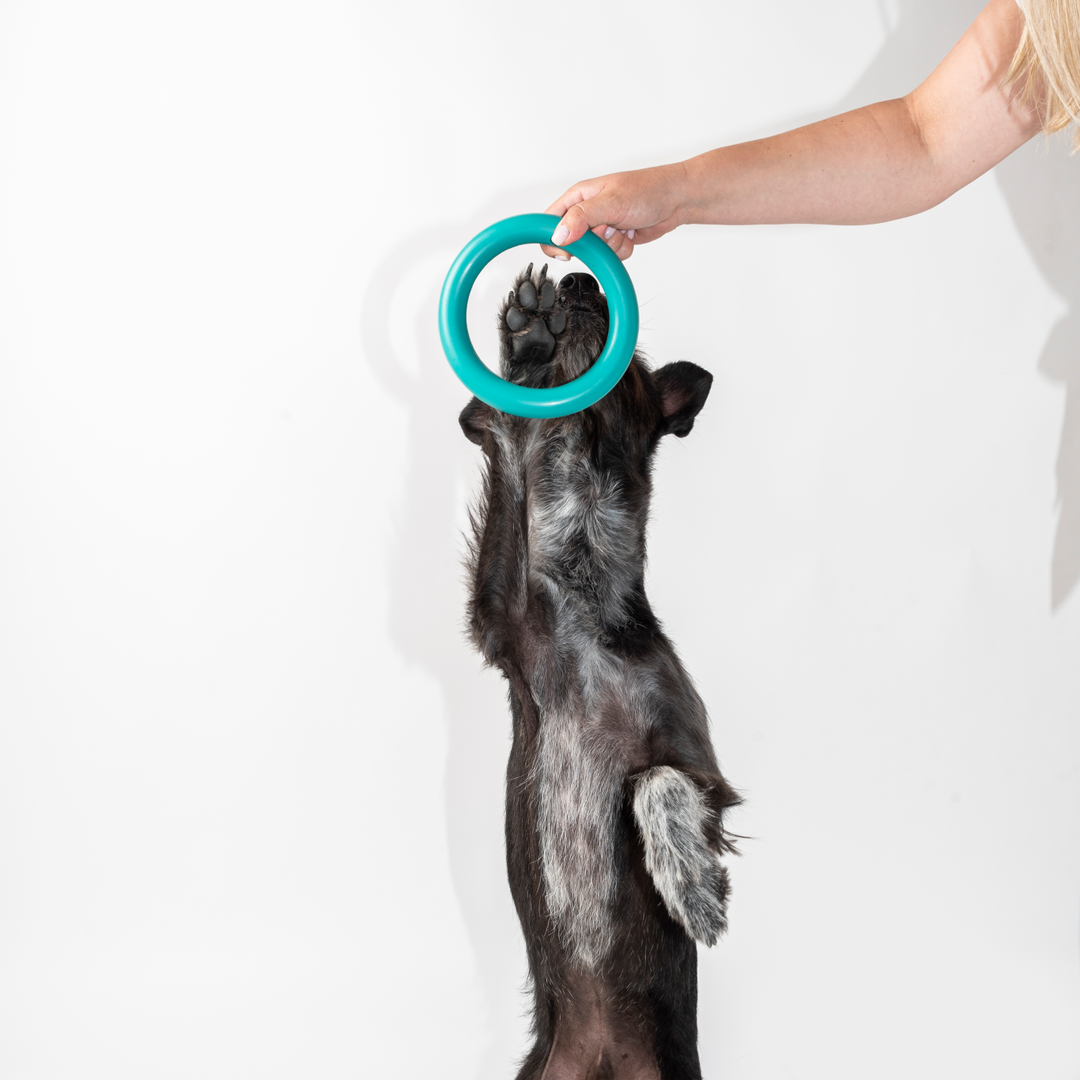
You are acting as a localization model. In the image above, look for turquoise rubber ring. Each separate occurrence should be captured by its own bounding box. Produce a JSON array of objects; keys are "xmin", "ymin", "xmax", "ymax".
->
[{"xmin": 439, "ymin": 213, "xmax": 639, "ymax": 418}]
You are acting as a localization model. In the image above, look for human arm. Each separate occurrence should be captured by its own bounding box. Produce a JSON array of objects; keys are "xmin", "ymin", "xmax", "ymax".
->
[{"xmin": 542, "ymin": 0, "xmax": 1044, "ymax": 261}]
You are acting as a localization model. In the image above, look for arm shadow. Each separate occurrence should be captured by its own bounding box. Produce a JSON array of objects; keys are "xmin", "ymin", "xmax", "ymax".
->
[
  {"xmin": 996, "ymin": 134, "xmax": 1080, "ymax": 609},
  {"xmin": 832, "ymin": 0, "xmax": 1080, "ymax": 609}
]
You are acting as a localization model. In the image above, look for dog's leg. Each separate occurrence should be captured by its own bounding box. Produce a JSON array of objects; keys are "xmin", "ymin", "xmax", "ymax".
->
[{"xmin": 631, "ymin": 766, "xmax": 731, "ymax": 946}]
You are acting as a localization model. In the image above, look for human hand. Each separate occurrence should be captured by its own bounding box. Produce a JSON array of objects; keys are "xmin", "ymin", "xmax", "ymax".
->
[{"xmin": 541, "ymin": 162, "xmax": 691, "ymax": 262}]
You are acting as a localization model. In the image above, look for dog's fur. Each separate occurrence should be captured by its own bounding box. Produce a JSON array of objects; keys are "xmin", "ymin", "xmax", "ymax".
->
[{"xmin": 460, "ymin": 265, "xmax": 740, "ymax": 1080}]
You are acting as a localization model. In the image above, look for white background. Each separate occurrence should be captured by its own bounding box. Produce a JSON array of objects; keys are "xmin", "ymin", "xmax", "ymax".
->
[{"xmin": 0, "ymin": 1, "xmax": 1078, "ymax": 1077}]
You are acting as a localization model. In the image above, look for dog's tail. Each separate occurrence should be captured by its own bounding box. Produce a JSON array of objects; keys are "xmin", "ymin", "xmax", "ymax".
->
[{"xmin": 631, "ymin": 765, "xmax": 733, "ymax": 946}]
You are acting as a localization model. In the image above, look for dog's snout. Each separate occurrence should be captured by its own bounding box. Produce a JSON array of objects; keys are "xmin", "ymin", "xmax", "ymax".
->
[{"xmin": 559, "ymin": 273, "xmax": 600, "ymax": 297}]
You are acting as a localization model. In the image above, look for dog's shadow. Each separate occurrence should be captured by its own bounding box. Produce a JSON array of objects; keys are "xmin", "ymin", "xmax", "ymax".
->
[{"xmin": 361, "ymin": 189, "xmax": 558, "ymax": 1079}]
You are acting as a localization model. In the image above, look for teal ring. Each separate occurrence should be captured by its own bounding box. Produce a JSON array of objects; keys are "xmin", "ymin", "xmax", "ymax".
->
[{"xmin": 439, "ymin": 213, "xmax": 639, "ymax": 418}]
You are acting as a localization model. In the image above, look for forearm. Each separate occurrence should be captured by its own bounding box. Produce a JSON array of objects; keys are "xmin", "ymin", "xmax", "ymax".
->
[
  {"xmin": 680, "ymin": 0, "xmax": 1040, "ymax": 227},
  {"xmin": 679, "ymin": 99, "xmax": 950, "ymax": 227}
]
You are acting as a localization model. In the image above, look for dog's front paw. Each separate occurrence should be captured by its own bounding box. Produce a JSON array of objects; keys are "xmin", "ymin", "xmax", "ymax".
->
[{"xmin": 502, "ymin": 263, "xmax": 566, "ymax": 365}]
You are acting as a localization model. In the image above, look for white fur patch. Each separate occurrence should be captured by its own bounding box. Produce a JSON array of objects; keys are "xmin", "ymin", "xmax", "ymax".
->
[{"xmin": 535, "ymin": 703, "xmax": 622, "ymax": 969}]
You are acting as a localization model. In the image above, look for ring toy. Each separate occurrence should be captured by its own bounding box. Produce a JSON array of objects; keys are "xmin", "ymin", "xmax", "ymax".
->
[{"xmin": 439, "ymin": 213, "xmax": 639, "ymax": 418}]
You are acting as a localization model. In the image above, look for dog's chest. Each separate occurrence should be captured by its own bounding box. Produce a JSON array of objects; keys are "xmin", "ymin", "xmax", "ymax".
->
[{"xmin": 503, "ymin": 427, "xmax": 642, "ymax": 623}]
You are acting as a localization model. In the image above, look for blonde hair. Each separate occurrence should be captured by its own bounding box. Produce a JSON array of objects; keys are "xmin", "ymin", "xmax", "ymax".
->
[{"xmin": 1006, "ymin": 0, "xmax": 1080, "ymax": 140}]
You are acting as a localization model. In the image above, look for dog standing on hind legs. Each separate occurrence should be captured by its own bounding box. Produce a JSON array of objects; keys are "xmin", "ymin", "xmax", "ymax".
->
[{"xmin": 460, "ymin": 264, "xmax": 741, "ymax": 1080}]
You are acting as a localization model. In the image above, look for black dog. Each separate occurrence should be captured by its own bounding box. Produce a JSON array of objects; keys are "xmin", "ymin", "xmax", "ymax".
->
[{"xmin": 460, "ymin": 265, "xmax": 740, "ymax": 1080}]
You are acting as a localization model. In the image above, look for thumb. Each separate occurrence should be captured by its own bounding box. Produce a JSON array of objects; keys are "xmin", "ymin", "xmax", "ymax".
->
[{"xmin": 549, "ymin": 200, "xmax": 606, "ymax": 247}]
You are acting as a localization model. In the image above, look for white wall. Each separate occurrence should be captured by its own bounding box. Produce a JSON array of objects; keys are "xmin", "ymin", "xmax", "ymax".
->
[{"xmin": 0, "ymin": 1, "xmax": 1077, "ymax": 1078}]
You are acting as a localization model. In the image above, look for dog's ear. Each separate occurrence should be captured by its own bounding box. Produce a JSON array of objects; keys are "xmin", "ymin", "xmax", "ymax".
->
[
  {"xmin": 459, "ymin": 396, "xmax": 495, "ymax": 446},
  {"xmin": 654, "ymin": 362, "xmax": 713, "ymax": 438}
]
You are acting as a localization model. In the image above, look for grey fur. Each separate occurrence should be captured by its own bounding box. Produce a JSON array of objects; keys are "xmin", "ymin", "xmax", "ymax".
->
[
  {"xmin": 495, "ymin": 417, "xmax": 647, "ymax": 966},
  {"xmin": 535, "ymin": 701, "xmax": 621, "ymax": 968},
  {"xmin": 487, "ymin": 413, "xmax": 656, "ymax": 967},
  {"xmin": 632, "ymin": 766, "xmax": 731, "ymax": 945}
]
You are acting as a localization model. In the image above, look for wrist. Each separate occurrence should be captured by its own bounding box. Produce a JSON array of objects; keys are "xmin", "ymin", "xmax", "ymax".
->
[{"xmin": 674, "ymin": 152, "xmax": 722, "ymax": 226}]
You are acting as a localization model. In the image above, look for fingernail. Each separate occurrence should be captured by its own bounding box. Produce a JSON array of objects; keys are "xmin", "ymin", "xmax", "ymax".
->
[
  {"xmin": 550, "ymin": 224, "xmax": 570, "ymax": 246},
  {"xmin": 604, "ymin": 226, "xmax": 616, "ymax": 240},
  {"xmin": 555, "ymin": 253, "xmax": 570, "ymax": 261},
  {"xmin": 627, "ymin": 229, "xmax": 635, "ymax": 240}
]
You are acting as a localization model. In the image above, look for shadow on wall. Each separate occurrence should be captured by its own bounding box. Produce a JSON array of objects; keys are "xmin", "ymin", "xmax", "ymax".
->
[
  {"xmin": 997, "ymin": 138, "xmax": 1080, "ymax": 609},
  {"xmin": 362, "ymin": 3, "xmax": 1079, "ymax": 1070},
  {"xmin": 361, "ymin": 188, "xmax": 555, "ymax": 1080},
  {"xmin": 831, "ymin": 0, "xmax": 1080, "ymax": 609}
]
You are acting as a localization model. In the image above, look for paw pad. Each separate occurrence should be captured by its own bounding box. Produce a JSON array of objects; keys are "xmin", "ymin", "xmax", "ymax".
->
[{"xmin": 504, "ymin": 264, "xmax": 567, "ymax": 363}]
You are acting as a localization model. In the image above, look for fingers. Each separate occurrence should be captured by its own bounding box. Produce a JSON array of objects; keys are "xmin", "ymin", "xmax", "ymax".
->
[
  {"xmin": 545, "ymin": 179, "xmax": 627, "ymax": 248},
  {"xmin": 541, "ymin": 182, "xmax": 603, "ymax": 258},
  {"xmin": 540, "ymin": 170, "xmax": 660, "ymax": 261},
  {"xmin": 593, "ymin": 224, "xmax": 635, "ymax": 261},
  {"xmin": 540, "ymin": 205, "xmax": 638, "ymax": 263},
  {"xmin": 541, "ymin": 225, "xmax": 637, "ymax": 263},
  {"xmin": 609, "ymin": 229, "xmax": 636, "ymax": 261},
  {"xmin": 540, "ymin": 185, "xmax": 597, "ymax": 260}
]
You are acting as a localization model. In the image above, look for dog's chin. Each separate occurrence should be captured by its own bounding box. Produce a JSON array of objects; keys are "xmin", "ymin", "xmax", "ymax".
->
[
  {"xmin": 504, "ymin": 357, "xmax": 558, "ymax": 391},
  {"xmin": 505, "ymin": 349, "xmax": 604, "ymax": 392}
]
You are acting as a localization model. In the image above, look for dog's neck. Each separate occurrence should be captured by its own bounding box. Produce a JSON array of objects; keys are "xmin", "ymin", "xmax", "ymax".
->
[{"xmin": 490, "ymin": 414, "xmax": 651, "ymax": 636}]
